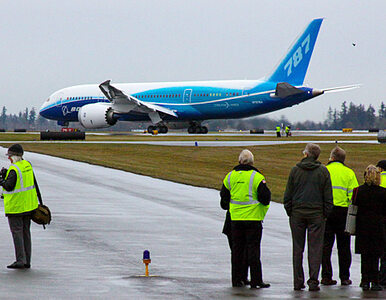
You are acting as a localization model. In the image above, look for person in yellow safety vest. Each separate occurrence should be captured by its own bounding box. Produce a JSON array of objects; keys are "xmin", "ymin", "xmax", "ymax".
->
[
  {"xmin": 376, "ymin": 160, "xmax": 386, "ymax": 287},
  {"xmin": 0, "ymin": 144, "xmax": 40, "ymax": 269},
  {"xmin": 285, "ymin": 125, "xmax": 291, "ymax": 137},
  {"xmin": 377, "ymin": 160, "xmax": 386, "ymax": 188},
  {"xmin": 220, "ymin": 149, "xmax": 271, "ymax": 289},
  {"xmin": 276, "ymin": 126, "xmax": 281, "ymax": 138},
  {"xmin": 321, "ymin": 146, "xmax": 359, "ymax": 286}
]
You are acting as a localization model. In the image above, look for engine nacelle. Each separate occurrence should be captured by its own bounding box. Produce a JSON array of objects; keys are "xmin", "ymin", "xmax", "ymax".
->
[{"xmin": 78, "ymin": 103, "xmax": 117, "ymax": 129}]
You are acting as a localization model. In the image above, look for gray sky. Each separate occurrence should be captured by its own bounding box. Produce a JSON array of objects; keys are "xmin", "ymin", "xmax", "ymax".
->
[{"xmin": 0, "ymin": 0, "xmax": 385, "ymax": 122}]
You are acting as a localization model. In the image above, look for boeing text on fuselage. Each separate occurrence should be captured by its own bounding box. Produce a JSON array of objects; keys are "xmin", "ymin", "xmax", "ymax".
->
[{"xmin": 39, "ymin": 19, "xmax": 358, "ymax": 134}]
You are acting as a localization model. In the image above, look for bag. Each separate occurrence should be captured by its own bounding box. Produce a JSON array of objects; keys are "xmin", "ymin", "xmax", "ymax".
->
[
  {"xmin": 344, "ymin": 188, "xmax": 358, "ymax": 235},
  {"xmin": 31, "ymin": 170, "xmax": 51, "ymax": 229},
  {"xmin": 32, "ymin": 204, "xmax": 51, "ymax": 226}
]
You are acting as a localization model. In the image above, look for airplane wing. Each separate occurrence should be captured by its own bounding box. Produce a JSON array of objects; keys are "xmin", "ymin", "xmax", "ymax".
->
[{"xmin": 99, "ymin": 80, "xmax": 177, "ymax": 123}]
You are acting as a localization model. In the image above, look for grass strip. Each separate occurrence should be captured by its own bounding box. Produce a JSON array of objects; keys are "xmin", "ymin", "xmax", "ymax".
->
[{"xmin": 1, "ymin": 142, "xmax": 383, "ymax": 202}]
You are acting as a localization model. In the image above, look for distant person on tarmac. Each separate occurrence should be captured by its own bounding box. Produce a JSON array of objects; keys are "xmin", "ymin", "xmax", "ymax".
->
[
  {"xmin": 0, "ymin": 144, "xmax": 40, "ymax": 269},
  {"xmin": 354, "ymin": 165, "xmax": 386, "ymax": 291},
  {"xmin": 376, "ymin": 160, "xmax": 386, "ymax": 288},
  {"xmin": 285, "ymin": 126, "xmax": 291, "ymax": 137},
  {"xmin": 284, "ymin": 143, "xmax": 333, "ymax": 292},
  {"xmin": 321, "ymin": 146, "xmax": 358, "ymax": 286},
  {"xmin": 276, "ymin": 126, "xmax": 281, "ymax": 137},
  {"xmin": 220, "ymin": 149, "xmax": 271, "ymax": 289}
]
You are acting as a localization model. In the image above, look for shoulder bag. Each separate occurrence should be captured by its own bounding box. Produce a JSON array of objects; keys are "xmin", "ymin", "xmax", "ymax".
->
[{"xmin": 344, "ymin": 187, "xmax": 358, "ymax": 235}]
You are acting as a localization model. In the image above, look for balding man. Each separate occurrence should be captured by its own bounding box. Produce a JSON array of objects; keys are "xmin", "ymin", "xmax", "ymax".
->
[
  {"xmin": 220, "ymin": 149, "xmax": 271, "ymax": 289},
  {"xmin": 284, "ymin": 143, "xmax": 333, "ymax": 292}
]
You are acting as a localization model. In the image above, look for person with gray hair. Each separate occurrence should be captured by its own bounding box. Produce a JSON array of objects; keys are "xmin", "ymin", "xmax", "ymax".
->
[
  {"xmin": 220, "ymin": 149, "xmax": 271, "ymax": 289},
  {"xmin": 321, "ymin": 146, "xmax": 358, "ymax": 286},
  {"xmin": 0, "ymin": 144, "xmax": 41, "ymax": 269},
  {"xmin": 284, "ymin": 143, "xmax": 333, "ymax": 291}
]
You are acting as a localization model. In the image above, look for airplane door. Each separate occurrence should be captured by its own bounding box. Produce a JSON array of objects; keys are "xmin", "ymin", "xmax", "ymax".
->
[
  {"xmin": 183, "ymin": 89, "xmax": 192, "ymax": 103},
  {"xmin": 57, "ymin": 92, "xmax": 64, "ymax": 108}
]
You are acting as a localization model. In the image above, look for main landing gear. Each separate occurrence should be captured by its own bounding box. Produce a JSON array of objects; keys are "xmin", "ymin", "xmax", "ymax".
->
[
  {"xmin": 147, "ymin": 125, "xmax": 168, "ymax": 134},
  {"xmin": 187, "ymin": 125, "xmax": 208, "ymax": 134}
]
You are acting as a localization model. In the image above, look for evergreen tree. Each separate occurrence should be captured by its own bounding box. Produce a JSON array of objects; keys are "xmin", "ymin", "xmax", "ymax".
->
[
  {"xmin": 379, "ymin": 102, "xmax": 385, "ymax": 119},
  {"xmin": 1, "ymin": 106, "xmax": 6, "ymax": 128},
  {"xmin": 366, "ymin": 105, "xmax": 376, "ymax": 128}
]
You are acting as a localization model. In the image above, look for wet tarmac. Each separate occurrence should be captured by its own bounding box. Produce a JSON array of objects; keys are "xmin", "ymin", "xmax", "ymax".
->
[{"xmin": 0, "ymin": 148, "xmax": 385, "ymax": 299}]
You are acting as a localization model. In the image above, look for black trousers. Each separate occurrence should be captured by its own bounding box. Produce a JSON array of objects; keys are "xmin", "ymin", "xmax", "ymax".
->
[
  {"xmin": 8, "ymin": 215, "xmax": 32, "ymax": 265},
  {"xmin": 361, "ymin": 253, "xmax": 380, "ymax": 283},
  {"xmin": 231, "ymin": 221, "xmax": 263, "ymax": 286},
  {"xmin": 322, "ymin": 206, "xmax": 351, "ymax": 280},
  {"xmin": 227, "ymin": 234, "xmax": 248, "ymax": 283},
  {"xmin": 290, "ymin": 215, "xmax": 325, "ymax": 288},
  {"xmin": 380, "ymin": 222, "xmax": 386, "ymax": 286},
  {"xmin": 380, "ymin": 253, "xmax": 386, "ymax": 285}
]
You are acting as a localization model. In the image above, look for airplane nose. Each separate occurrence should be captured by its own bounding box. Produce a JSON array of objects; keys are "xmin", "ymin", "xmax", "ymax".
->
[{"xmin": 39, "ymin": 98, "xmax": 50, "ymax": 117}]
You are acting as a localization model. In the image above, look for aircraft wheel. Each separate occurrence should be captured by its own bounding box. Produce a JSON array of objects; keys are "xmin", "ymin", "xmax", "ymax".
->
[
  {"xmin": 188, "ymin": 126, "xmax": 195, "ymax": 134},
  {"xmin": 158, "ymin": 126, "xmax": 168, "ymax": 134},
  {"xmin": 147, "ymin": 125, "xmax": 155, "ymax": 133},
  {"xmin": 201, "ymin": 126, "xmax": 208, "ymax": 134}
]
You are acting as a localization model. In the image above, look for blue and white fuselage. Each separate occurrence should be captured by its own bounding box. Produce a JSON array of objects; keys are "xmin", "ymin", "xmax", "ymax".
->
[{"xmin": 39, "ymin": 19, "xmax": 356, "ymax": 133}]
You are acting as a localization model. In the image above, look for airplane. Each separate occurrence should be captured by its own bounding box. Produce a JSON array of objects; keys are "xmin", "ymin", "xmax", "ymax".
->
[{"xmin": 39, "ymin": 18, "xmax": 358, "ymax": 134}]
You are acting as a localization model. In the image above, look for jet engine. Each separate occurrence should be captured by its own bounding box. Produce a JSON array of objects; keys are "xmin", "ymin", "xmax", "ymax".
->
[{"xmin": 78, "ymin": 103, "xmax": 117, "ymax": 129}]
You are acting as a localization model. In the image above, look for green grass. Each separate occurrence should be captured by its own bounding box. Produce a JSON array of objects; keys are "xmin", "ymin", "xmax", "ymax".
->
[
  {"xmin": 1, "ymin": 142, "xmax": 383, "ymax": 202},
  {"xmin": 0, "ymin": 131, "xmax": 378, "ymax": 141}
]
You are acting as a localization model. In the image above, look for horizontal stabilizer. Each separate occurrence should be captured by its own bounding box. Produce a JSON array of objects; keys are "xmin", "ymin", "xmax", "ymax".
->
[
  {"xmin": 275, "ymin": 82, "xmax": 304, "ymax": 98},
  {"xmin": 321, "ymin": 84, "xmax": 361, "ymax": 93}
]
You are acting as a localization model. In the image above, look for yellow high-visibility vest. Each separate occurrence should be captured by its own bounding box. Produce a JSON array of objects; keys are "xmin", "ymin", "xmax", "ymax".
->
[
  {"xmin": 223, "ymin": 169, "xmax": 269, "ymax": 221},
  {"xmin": 3, "ymin": 160, "xmax": 39, "ymax": 214},
  {"xmin": 326, "ymin": 161, "xmax": 358, "ymax": 207},
  {"xmin": 380, "ymin": 171, "xmax": 386, "ymax": 188}
]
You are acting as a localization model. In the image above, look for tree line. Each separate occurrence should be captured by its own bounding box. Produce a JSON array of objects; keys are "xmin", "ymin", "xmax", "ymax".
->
[
  {"xmin": 1, "ymin": 101, "xmax": 385, "ymax": 131},
  {"xmin": 206, "ymin": 101, "xmax": 385, "ymax": 130}
]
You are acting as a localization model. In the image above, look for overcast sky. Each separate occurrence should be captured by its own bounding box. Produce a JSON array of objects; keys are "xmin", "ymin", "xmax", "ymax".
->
[{"xmin": 0, "ymin": 0, "xmax": 385, "ymax": 122}]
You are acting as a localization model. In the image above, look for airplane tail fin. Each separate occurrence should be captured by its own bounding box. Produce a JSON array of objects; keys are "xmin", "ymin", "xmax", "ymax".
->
[{"xmin": 267, "ymin": 18, "xmax": 323, "ymax": 86}]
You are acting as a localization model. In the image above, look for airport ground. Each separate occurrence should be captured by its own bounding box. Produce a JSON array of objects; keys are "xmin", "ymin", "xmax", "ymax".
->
[
  {"xmin": 0, "ymin": 146, "xmax": 385, "ymax": 299},
  {"xmin": 0, "ymin": 130, "xmax": 383, "ymax": 202}
]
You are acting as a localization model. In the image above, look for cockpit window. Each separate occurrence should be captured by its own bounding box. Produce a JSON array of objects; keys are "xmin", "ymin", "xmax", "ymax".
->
[{"xmin": 46, "ymin": 98, "xmax": 50, "ymax": 102}]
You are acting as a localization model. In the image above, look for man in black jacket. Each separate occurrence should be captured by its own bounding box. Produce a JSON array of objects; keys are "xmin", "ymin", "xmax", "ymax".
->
[
  {"xmin": 284, "ymin": 143, "xmax": 333, "ymax": 291},
  {"xmin": 220, "ymin": 149, "xmax": 271, "ymax": 289}
]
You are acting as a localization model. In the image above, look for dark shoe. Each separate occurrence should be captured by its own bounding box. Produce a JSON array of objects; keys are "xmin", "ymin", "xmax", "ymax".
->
[
  {"xmin": 24, "ymin": 264, "xmax": 31, "ymax": 269},
  {"xmin": 309, "ymin": 285, "xmax": 320, "ymax": 292},
  {"xmin": 7, "ymin": 261, "xmax": 25, "ymax": 269},
  {"xmin": 256, "ymin": 282, "xmax": 270, "ymax": 288},
  {"xmin": 241, "ymin": 279, "xmax": 250, "ymax": 286},
  {"xmin": 294, "ymin": 284, "xmax": 306, "ymax": 291},
  {"xmin": 321, "ymin": 278, "xmax": 337, "ymax": 285},
  {"xmin": 341, "ymin": 279, "xmax": 352, "ymax": 286},
  {"xmin": 370, "ymin": 283, "xmax": 382, "ymax": 291},
  {"xmin": 361, "ymin": 282, "xmax": 370, "ymax": 291}
]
